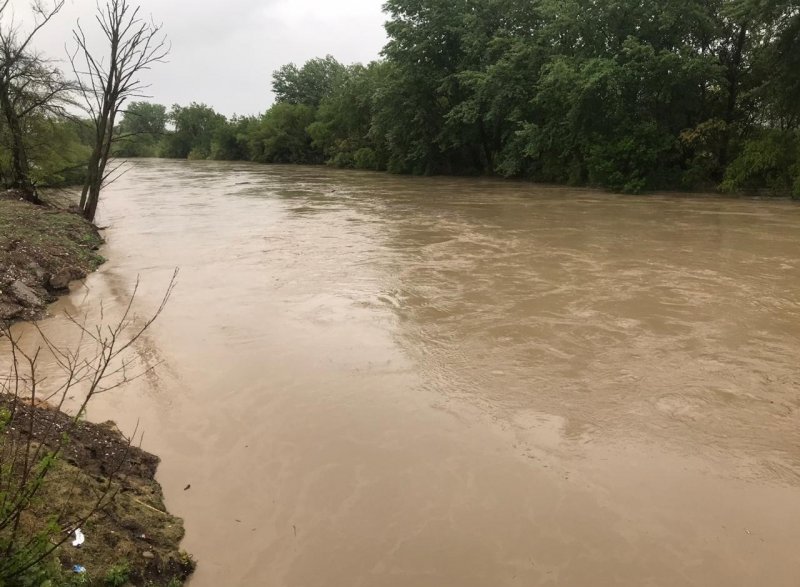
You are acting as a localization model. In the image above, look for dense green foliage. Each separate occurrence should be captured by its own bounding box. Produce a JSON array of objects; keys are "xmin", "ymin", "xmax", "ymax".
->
[
  {"xmin": 0, "ymin": 117, "xmax": 91, "ymax": 188},
  {"xmin": 272, "ymin": 55, "xmax": 348, "ymax": 108},
  {"xmin": 1, "ymin": 0, "xmax": 796, "ymax": 196},
  {"xmin": 114, "ymin": 102, "xmax": 168, "ymax": 158},
  {"xmin": 160, "ymin": 103, "xmax": 226, "ymax": 160},
  {"xmin": 108, "ymin": 0, "xmax": 800, "ymax": 196}
]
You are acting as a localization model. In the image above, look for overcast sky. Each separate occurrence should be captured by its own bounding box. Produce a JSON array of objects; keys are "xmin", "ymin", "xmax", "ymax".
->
[{"xmin": 18, "ymin": 0, "xmax": 388, "ymax": 116}]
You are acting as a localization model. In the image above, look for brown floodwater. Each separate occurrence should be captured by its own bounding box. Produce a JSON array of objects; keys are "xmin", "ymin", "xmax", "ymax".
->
[{"xmin": 6, "ymin": 159, "xmax": 800, "ymax": 585}]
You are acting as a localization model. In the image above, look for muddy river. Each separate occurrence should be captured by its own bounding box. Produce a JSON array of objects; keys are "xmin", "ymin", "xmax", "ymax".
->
[{"xmin": 9, "ymin": 159, "xmax": 800, "ymax": 585}]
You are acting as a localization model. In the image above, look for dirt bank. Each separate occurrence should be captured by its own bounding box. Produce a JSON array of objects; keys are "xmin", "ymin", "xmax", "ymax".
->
[
  {"xmin": 0, "ymin": 396, "xmax": 196, "ymax": 585},
  {"xmin": 1, "ymin": 191, "xmax": 195, "ymax": 584},
  {"xmin": 0, "ymin": 190, "xmax": 104, "ymax": 324}
]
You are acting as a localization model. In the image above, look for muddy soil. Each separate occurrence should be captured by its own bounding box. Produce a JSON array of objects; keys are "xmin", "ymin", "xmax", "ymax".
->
[
  {"xmin": 0, "ymin": 191, "xmax": 103, "ymax": 324},
  {"xmin": 0, "ymin": 396, "xmax": 195, "ymax": 585}
]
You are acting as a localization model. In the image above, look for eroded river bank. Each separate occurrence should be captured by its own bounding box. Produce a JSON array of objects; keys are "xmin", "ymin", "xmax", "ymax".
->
[{"xmin": 10, "ymin": 159, "xmax": 800, "ymax": 585}]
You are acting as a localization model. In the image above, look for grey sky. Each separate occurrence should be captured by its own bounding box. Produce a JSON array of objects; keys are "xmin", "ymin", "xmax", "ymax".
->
[{"xmin": 23, "ymin": 0, "xmax": 388, "ymax": 116}]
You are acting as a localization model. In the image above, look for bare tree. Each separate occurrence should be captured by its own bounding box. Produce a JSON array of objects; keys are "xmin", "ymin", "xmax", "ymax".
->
[
  {"xmin": 70, "ymin": 0, "xmax": 168, "ymax": 222},
  {"xmin": 0, "ymin": 0, "xmax": 73, "ymax": 203}
]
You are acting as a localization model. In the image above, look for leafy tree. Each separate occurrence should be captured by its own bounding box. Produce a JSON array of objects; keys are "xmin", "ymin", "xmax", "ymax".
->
[
  {"xmin": 161, "ymin": 103, "xmax": 225, "ymax": 159},
  {"xmin": 247, "ymin": 102, "xmax": 318, "ymax": 164},
  {"xmin": 209, "ymin": 115, "xmax": 255, "ymax": 161},
  {"xmin": 0, "ymin": 0, "xmax": 73, "ymax": 201},
  {"xmin": 307, "ymin": 62, "xmax": 387, "ymax": 169},
  {"xmin": 0, "ymin": 115, "xmax": 90, "ymax": 187},
  {"xmin": 272, "ymin": 55, "xmax": 347, "ymax": 108},
  {"xmin": 372, "ymin": 0, "xmax": 800, "ymax": 192},
  {"xmin": 721, "ymin": 130, "xmax": 800, "ymax": 195},
  {"xmin": 114, "ymin": 101, "xmax": 167, "ymax": 157},
  {"xmin": 377, "ymin": 0, "xmax": 470, "ymax": 174}
]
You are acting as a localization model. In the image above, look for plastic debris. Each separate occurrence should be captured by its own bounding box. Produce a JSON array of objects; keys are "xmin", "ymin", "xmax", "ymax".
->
[
  {"xmin": 72, "ymin": 528, "xmax": 85, "ymax": 547},
  {"xmin": 72, "ymin": 565, "xmax": 86, "ymax": 574}
]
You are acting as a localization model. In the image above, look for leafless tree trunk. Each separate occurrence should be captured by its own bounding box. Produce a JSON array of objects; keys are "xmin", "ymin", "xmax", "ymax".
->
[
  {"xmin": 0, "ymin": 0, "xmax": 70, "ymax": 204},
  {"xmin": 70, "ymin": 0, "xmax": 168, "ymax": 222}
]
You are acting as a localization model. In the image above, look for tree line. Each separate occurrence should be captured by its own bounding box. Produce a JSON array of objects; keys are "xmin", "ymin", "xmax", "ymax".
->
[{"xmin": 5, "ymin": 0, "xmax": 800, "ymax": 197}]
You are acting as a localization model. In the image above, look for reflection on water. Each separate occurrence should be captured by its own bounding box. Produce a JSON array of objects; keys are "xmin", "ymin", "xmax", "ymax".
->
[{"xmin": 6, "ymin": 160, "xmax": 800, "ymax": 586}]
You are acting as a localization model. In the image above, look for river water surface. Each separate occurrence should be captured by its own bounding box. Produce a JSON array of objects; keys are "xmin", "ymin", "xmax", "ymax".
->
[{"xmin": 9, "ymin": 159, "xmax": 800, "ymax": 585}]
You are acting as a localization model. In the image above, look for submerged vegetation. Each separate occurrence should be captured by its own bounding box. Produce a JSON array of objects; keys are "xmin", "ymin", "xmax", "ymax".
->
[{"xmin": 113, "ymin": 0, "xmax": 800, "ymax": 196}]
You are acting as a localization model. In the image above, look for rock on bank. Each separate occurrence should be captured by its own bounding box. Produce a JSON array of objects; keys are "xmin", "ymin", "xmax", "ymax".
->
[{"xmin": 0, "ymin": 191, "xmax": 104, "ymax": 324}]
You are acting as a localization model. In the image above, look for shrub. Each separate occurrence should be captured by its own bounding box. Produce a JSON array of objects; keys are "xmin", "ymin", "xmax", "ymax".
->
[
  {"xmin": 353, "ymin": 147, "xmax": 379, "ymax": 170},
  {"xmin": 721, "ymin": 130, "xmax": 800, "ymax": 195},
  {"xmin": 104, "ymin": 561, "xmax": 130, "ymax": 587}
]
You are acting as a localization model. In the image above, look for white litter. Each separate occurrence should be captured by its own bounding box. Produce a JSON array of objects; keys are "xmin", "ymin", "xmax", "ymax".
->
[{"xmin": 72, "ymin": 528, "xmax": 85, "ymax": 547}]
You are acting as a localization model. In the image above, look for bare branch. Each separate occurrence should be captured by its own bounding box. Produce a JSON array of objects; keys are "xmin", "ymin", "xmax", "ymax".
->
[
  {"xmin": 70, "ymin": 0, "xmax": 169, "ymax": 221},
  {"xmin": 0, "ymin": 271, "xmax": 178, "ymax": 578}
]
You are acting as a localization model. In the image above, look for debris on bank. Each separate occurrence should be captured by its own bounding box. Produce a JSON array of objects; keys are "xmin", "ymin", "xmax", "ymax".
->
[
  {"xmin": 0, "ymin": 190, "xmax": 104, "ymax": 324},
  {"xmin": 0, "ymin": 396, "xmax": 196, "ymax": 585}
]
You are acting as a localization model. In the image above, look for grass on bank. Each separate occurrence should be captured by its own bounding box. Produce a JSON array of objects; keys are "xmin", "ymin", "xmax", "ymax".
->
[{"xmin": 0, "ymin": 194, "xmax": 104, "ymax": 323}]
